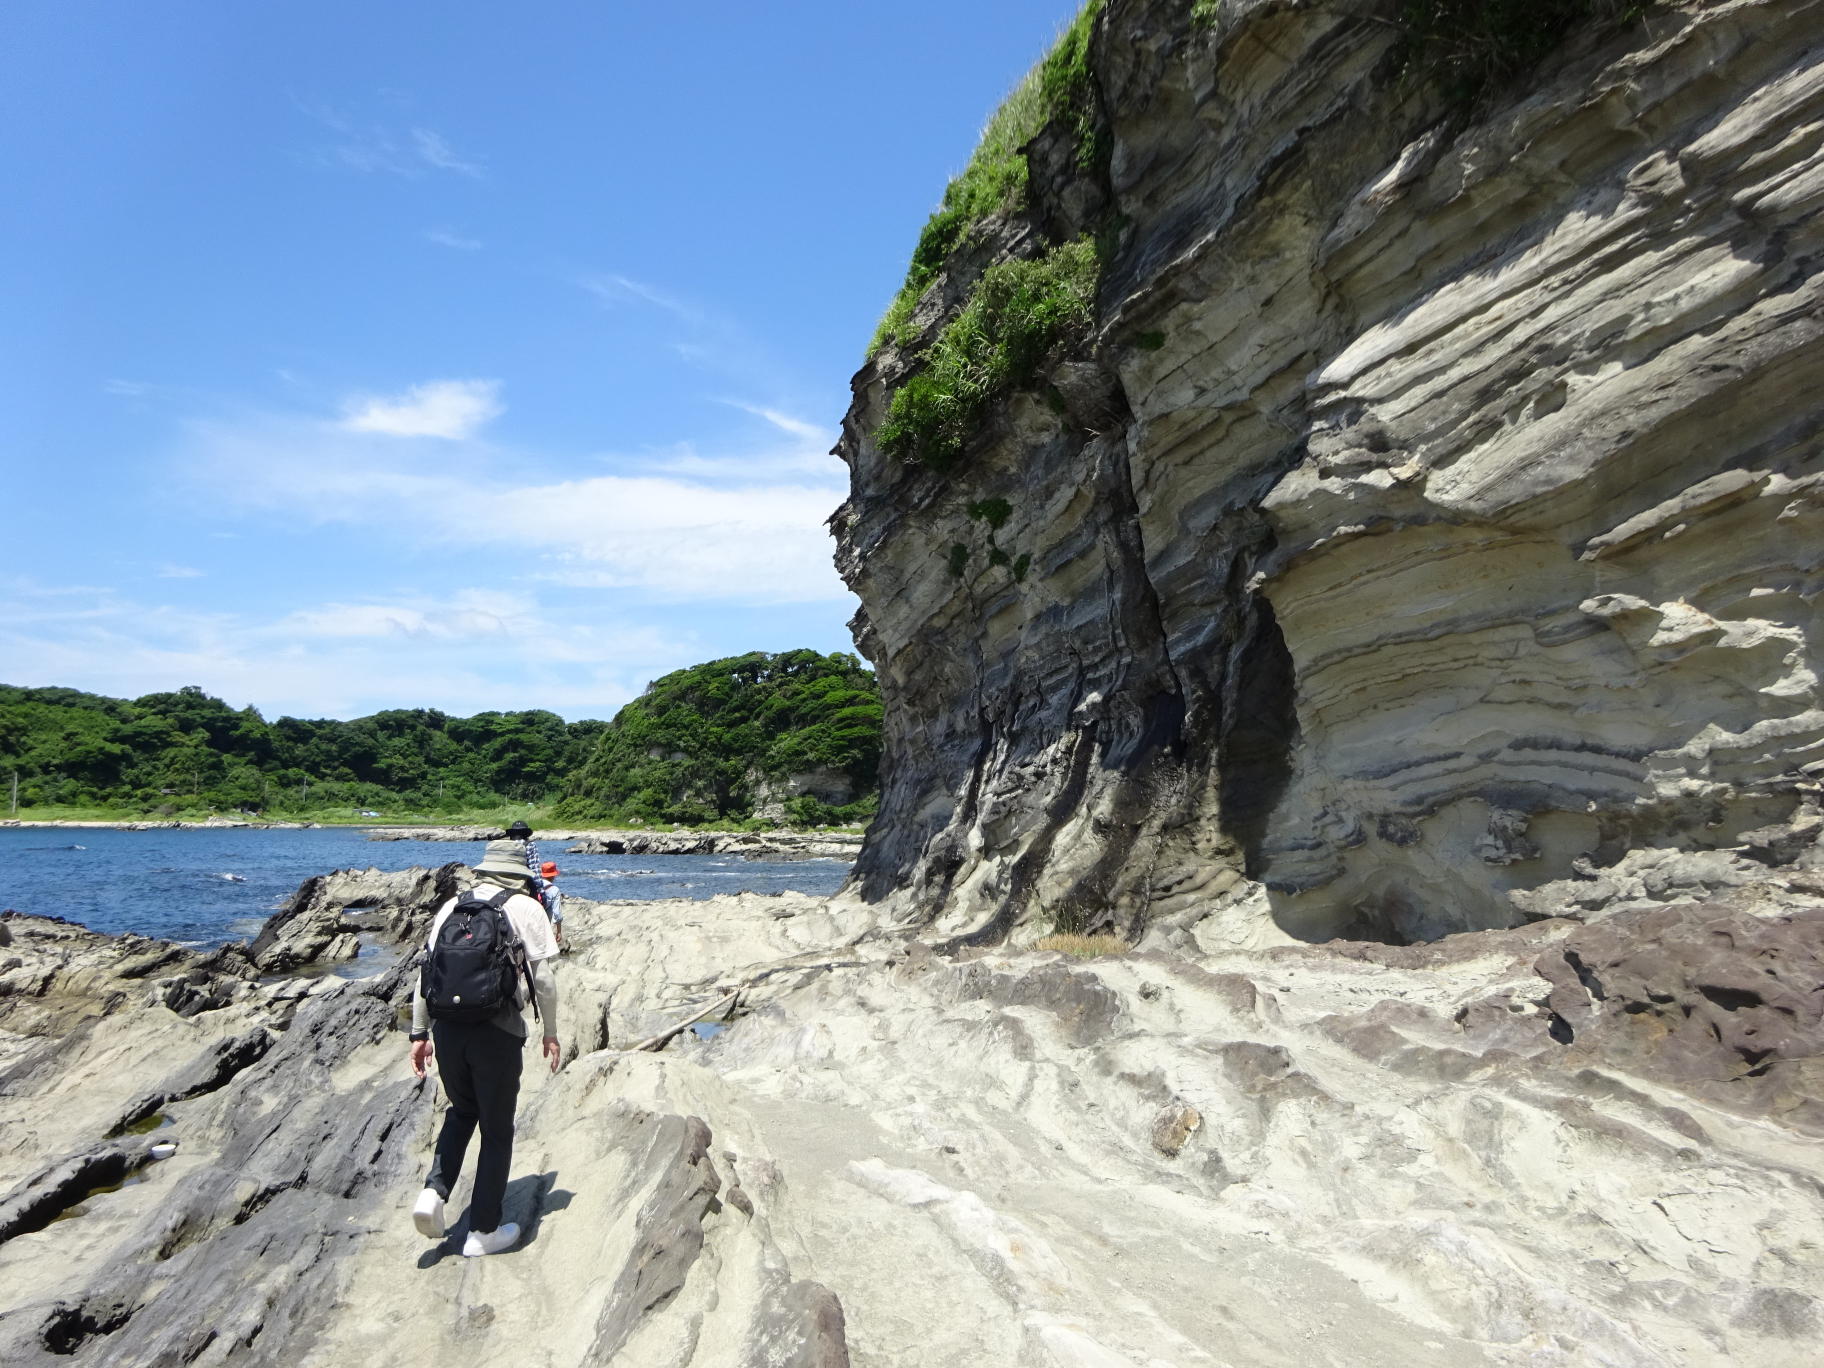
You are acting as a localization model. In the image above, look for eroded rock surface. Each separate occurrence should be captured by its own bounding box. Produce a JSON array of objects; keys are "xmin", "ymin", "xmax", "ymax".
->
[
  {"xmin": 249, "ymin": 862, "xmax": 470, "ymax": 973},
  {"xmin": 566, "ymin": 830, "xmax": 865, "ymax": 860},
  {"xmin": 369, "ymin": 826, "xmax": 865, "ymax": 860},
  {"xmin": 2, "ymin": 872, "xmax": 1820, "ymax": 1365},
  {"xmin": 833, "ymin": 0, "xmax": 1824, "ymax": 943}
]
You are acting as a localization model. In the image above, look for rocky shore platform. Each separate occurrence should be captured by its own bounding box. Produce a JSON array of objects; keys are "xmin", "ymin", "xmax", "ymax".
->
[
  {"xmin": 368, "ymin": 826, "xmax": 865, "ymax": 861},
  {"xmin": 2, "ymin": 830, "xmax": 1821, "ymax": 1366}
]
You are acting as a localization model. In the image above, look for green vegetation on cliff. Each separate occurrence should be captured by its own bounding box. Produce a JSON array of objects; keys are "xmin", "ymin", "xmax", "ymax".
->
[
  {"xmin": 554, "ymin": 650, "xmax": 881, "ymax": 827},
  {"xmin": 876, "ymin": 237, "xmax": 1099, "ymax": 469},
  {"xmin": 866, "ymin": 0, "xmax": 1651, "ymax": 479},
  {"xmin": 868, "ymin": 0, "xmax": 1104, "ymax": 357}
]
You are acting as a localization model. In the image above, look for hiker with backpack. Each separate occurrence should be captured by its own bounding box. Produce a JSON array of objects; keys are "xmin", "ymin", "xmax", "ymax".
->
[
  {"xmin": 505, "ymin": 819, "xmax": 562, "ymax": 945},
  {"xmin": 407, "ymin": 839, "xmax": 559, "ymax": 1257}
]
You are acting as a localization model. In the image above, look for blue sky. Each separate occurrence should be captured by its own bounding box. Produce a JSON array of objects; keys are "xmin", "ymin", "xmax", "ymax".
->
[{"xmin": 0, "ymin": 0, "xmax": 1076, "ymax": 720}]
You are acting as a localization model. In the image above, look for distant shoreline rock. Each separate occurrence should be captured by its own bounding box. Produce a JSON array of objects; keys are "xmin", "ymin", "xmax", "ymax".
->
[
  {"xmin": 0, "ymin": 818, "xmax": 319, "ymax": 831},
  {"xmin": 368, "ymin": 825, "xmax": 865, "ymax": 861}
]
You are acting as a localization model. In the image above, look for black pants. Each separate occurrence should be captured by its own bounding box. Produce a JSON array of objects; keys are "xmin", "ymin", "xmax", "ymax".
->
[{"xmin": 426, "ymin": 1020, "xmax": 524, "ymax": 1234}]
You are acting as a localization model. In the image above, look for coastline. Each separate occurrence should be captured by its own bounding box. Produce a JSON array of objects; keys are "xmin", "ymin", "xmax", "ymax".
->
[
  {"xmin": 0, "ymin": 817, "xmax": 865, "ymax": 861},
  {"xmin": 0, "ymin": 818, "xmax": 322, "ymax": 831}
]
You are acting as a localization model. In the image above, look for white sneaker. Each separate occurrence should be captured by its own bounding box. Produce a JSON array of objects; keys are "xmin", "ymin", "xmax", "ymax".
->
[
  {"xmin": 411, "ymin": 1188, "xmax": 446, "ymax": 1239},
  {"xmin": 462, "ymin": 1221, "xmax": 521, "ymax": 1257}
]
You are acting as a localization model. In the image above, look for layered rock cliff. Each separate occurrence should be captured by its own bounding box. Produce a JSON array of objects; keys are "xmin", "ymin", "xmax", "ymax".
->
[{"xmin": 834, "ymin": 0, "xmax": 1824, "ymax": 943}]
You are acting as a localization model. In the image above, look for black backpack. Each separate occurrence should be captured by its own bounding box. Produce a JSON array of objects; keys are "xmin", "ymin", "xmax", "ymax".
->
[{"xmin": 421, "ymin": 889, "xmax": 528, "ymax": 1024}]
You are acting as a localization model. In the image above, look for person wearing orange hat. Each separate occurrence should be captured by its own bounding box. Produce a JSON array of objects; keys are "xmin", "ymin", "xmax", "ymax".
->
[{"xmin": 537, "ymin": 860, "xmax": 563, "ymax": 946}]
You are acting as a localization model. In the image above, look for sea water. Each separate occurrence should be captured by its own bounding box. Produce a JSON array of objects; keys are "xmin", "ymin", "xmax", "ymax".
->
[{"xmin": 0, "ymin": 826, "xmax": 852, "ymax": 946}]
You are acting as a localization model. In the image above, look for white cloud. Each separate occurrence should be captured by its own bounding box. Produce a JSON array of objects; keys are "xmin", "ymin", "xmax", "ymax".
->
[
  {"xmin": 425, "ymin": 227, "xmax": 482, "ymax": 251},
  {"xmin": 0, "ymin": 582, "xmax": 695, "ymax": 720},
  {"xmin": 280, "ymin": 589, "xmax": 529, "ymax": 640},
  {"xmin": 104, "ymin": 379, "xmax": 152, "ymax": 397},
  {"xmin": 721, "ymin": 401, "xmax": 830, "ymax": 444},
  {"xmin": 340, "ymin": 379, "xmax": 503, "ymax": 440},
  {"xmin": 156, "ymin": 564, "xmax": 205, "ymax": 579},
  {"xmin": 576, "ymin": 273, "xmax": 701, "ymax": 324},
  {"xmin": 410, "ymin": 128, "xmax": 483, "ymax": 177},
  {"xmin": 297, "ymin": 102, "xmax": 485, "ymax": 180},
  {"xmin": 184, "ymin": 404, "xmax": 851, "ymax": 605}
]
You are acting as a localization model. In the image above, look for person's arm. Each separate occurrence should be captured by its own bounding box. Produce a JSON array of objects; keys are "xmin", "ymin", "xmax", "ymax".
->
[
  {"xmin": 408, "ymin": 899, "xmax": 451, "ymax": 1076},
  {"xmin": 409, "ymin": 980, "xmax": 433, "ymax": 1076},
  {"xmin": 507, "ymin": 892, "xmax": 562, "ymax": 1070},
  {"xmin": 529, "ymin": 956, "xmax": 560, "ymax": 1070}
]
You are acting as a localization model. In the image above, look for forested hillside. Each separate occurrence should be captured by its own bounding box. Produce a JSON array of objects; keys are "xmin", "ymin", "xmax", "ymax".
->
[
  {"xmin": 0, "ymin": 683, "xmax": 600, "ymax": 817},
  {"xmin": 0, "ymin": 649, "xmax": 880, "ymax": 825},
  {"xmin": 556, "ymin": 650, "xmax": 881, "ymax": 827}
]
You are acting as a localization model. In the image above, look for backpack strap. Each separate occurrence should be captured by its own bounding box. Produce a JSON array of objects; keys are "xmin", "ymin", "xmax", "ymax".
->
[{"xmin": 479, "ymin": 886, "xmax": 541, "ymax": 1024}]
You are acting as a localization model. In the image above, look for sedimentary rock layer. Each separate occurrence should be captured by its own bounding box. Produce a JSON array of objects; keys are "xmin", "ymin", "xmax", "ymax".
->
[
  {"xmin": 834, "ymin": 0, "xmax": 1824, "ymax": 941},
  {"xmin": 2, "ymin": 868, "xmax": 1820, "ymax": 1365}
]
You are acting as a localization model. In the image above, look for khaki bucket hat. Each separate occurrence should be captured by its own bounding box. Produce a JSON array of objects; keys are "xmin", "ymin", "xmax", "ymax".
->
[{"xmin": 474, "ymin": 839, "xmax": 534, "ymax": 882}]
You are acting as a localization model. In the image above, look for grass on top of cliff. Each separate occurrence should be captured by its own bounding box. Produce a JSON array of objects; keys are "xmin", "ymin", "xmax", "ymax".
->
[
  {"xmin": 874, "ymin": 236, "xmax": 1098, "ymax": 470},
  {"xmin": 868, "ymin": 0, "xmax": 1102, "ymax": 356},
  {"xmin": 1393, "ymin": 0, "xmax": 1653, "ymax": 105}
]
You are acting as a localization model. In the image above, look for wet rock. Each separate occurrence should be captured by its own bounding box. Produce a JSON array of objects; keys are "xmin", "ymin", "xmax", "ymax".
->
[{"xmin": 249, "ymin": 862, "xmax": 467, "ymax": 973}]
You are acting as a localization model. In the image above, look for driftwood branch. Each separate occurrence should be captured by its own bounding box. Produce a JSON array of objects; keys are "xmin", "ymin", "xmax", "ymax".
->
[
  {"xmin": 624, "ymin": 989, "xmax": 741, "ymax": 1054},
  {"xmin": 613, "ymin": 956, "xmax": 869, "ymax": 1055}
]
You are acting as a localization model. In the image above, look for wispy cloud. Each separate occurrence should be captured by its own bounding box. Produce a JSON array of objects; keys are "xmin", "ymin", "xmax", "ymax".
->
[
  {"xmin": 104, "ymin": 379, "xmax": 153, "ymax": 398},
  {"xmin": 424, "ymin": 227, "xmax": 482, "ymax": 251},
  {"xmin": 340, "ymin": 379, "xmax": 503, "ymax": 440},
  {"xmin": 280, "ymin": 589, "xmax": 526, "ymax": 641},
  {"xmin": 184, "ymin": 398, "xmax": 850, "ymax": 604},
  {"xmin": 410, "ymin": 128, "xmax": 482, "ymax": 177},
  {"xmin": 0, "ymin": 581, "xmax": 697, "ymax": 720},
  {"xmin": 576, "ymin": 273, "xmax": 702, "ymax": 325},
  {"xmin": 721, "ymin": 401, "xmax": 830, "ymax": 444},
  {"xmin": 572, "ymin": 268, "xmax": 808, "ymax": 403},
  {"xmin": 297, "ymin": 101, "xmax": 485, "ymax": 180},
  {"xmin": 156, "ymin": 564, "xmax": 205, "ymax": 579}
]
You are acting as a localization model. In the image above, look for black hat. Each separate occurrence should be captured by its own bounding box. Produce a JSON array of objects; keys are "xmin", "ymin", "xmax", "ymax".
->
[{"xmin": 504, "ymin": 820, "xmax": 533, "ymax": 838}]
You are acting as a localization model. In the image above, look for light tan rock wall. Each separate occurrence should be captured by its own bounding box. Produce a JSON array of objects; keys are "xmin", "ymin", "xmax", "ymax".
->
[{"xmin": 836, "ymin": 0, "xmax": 1824, "ymax": 942}]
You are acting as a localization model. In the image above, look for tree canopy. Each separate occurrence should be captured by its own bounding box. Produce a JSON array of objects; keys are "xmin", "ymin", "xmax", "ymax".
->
[
  {"xmin": 0, "ymin": 650, "xmax": 881, "ymax": 827},
  {"xmin": 555, "ymin": 650, "xmax": 881, "ymax": 826}
]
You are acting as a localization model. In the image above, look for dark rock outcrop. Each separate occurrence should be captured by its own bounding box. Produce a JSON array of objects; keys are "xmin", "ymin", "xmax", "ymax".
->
[{"xmin": 1535, "ymin": 902, "xmax": 1824, "ymax": 1132}]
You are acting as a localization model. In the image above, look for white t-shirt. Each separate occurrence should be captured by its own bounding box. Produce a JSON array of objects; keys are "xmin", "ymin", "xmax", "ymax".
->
[
  {"xmin": 415, "ymin": 881, "xmax": 559, "ymax": 1037},
  {"xmin": 424, "ymin": 882, "xmax": 559, "ymax": 964}
]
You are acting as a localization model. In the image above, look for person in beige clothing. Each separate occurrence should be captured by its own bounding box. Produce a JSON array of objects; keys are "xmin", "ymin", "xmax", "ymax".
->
[{"xmin": 407, "ymin": 840, "xmax": 559, "ymax": 1256}]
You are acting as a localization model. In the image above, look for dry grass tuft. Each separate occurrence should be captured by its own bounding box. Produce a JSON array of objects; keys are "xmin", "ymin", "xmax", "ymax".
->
[{"xmin": 1034, "ymin": 933, "xmax": 1130, "ymax": 959}]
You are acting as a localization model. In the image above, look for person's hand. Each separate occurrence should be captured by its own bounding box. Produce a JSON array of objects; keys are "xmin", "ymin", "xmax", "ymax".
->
[
  {"xmin": 410, "ymin": 1039, "xmax": 434, "ymax": 1078},
  {"xmin": 542, "ymin": 1035, "xmax": 561, "ymax": 1073}
]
